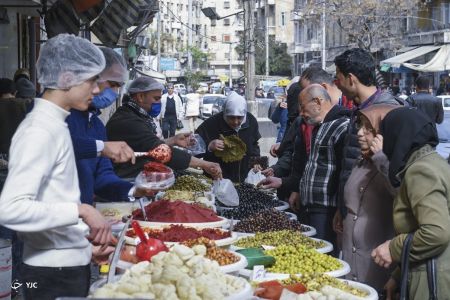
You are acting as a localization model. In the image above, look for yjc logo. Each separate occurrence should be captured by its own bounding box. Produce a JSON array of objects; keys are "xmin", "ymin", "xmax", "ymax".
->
[{"xmin": 11, "ymin": 279, "xmax": 38, "ymax": 290}]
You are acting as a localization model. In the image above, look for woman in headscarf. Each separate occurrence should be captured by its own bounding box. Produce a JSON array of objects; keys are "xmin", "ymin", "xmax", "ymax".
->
[
  {"xmin": 340, "ymin": 104, "xmax": 398, "ymax": 292},
  {"xmin": 372, "ymin": 107, "xmax": 450, "ymax": 299},
  {"xmin": 196, "ymin": 92, "xmax": 261, "ymax": 182}
]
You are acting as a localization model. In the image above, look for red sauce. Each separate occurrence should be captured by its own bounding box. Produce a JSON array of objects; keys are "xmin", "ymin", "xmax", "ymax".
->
[
  {"xmin": 126, "ymin": 225, "xmax": 231, "ymax": 242},
  {"xmin": 132, "ymin": 200, "xmax": 221, "ymax": 223}
]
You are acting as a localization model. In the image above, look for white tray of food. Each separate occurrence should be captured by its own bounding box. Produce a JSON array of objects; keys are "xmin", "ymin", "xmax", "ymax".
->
[
  {"xmin": 125, "ymin": 230, "xmax": 237, "ymax": 247},
  {"xmin": 230, "ymin": 236, "xmax": 333, "ymax": 254},
  {"xmin": 137, "ymin": 216, "xmax": 229, "ymax": 229},
  {"xmin": 239, "ymin": 259, "xmax": 350, "ymax": 279}
]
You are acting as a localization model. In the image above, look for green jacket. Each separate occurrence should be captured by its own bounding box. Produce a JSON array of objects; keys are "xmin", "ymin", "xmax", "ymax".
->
[{"xmin": 389, "ymin": 145, "xmax": 450, "ymax": 299}]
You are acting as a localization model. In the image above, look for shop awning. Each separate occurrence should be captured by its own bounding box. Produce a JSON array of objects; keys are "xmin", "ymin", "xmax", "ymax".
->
[
  {"xmin": 403, "ymin": 44, "xmax": 450, "ymax": 72},
  {"xmin": 381, "ymin": 45, "xmax": 441, "ymax": 68}
]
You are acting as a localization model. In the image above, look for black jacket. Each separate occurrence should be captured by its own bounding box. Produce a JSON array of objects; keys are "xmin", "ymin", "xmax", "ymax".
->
[
  {"xmin": 106, "ymin": 105, "xmax": 191, "ymax": 178},
  {"xmin": 406, "ymin": 92, "xmax": 444, "ymax": 124},
  {"xmin": 337, "ymin": 91, "xmax": 405, "ymax": 215},
  {"xmin": 195, "ymin": 112, "xmax": 261, "ymax": 183}
]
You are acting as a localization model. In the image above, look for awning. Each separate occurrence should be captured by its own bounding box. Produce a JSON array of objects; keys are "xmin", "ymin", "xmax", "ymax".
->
[
  {"xmin": 396, "ymin": 46, "xmax": 418, "ymax": 54},
  {"xmin": 381, "ymin": 45, "xmax": 441, "ymax": 68},
  {"xmin": 403, "ymin": 44, "xmax": 450, "ymax": 72}
]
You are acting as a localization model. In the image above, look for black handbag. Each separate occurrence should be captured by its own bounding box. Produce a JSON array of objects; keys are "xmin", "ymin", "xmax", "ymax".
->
[
  {"xmin": 400, "ymin": 233, "xmax": 438, "ymax": 300},
  {"xmin": 176, "ymin": 119, "xmax": 184, "ymax": 130}
]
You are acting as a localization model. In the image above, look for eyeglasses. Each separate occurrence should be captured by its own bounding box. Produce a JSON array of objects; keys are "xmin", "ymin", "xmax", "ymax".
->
[{"xmin": 355, "ymin": 121, "xmax": 376, "ymax": 134}]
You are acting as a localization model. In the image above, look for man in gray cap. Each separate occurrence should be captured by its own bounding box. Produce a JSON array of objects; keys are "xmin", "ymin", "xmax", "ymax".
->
[{"xmin": 106, "ymin": 76, "xmax": 222, "ymax": 179}]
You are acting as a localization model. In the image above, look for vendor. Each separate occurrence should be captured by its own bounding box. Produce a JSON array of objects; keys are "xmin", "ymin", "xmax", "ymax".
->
[
  {"xmin": 196, "ymin": 92, "xmax": 261, "ymax": 183},
  {"xmin": 106, "ymin": 77, "xmax": 222, "ymax": 179}
]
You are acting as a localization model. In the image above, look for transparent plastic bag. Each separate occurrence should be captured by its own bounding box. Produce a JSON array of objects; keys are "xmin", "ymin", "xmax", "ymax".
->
[
  {"xmin": 213, "ymin": 179, "xmax": 239, "ymax": 206},
  {"xmin": 244, "ymin": 169, "xmax": 266, "ymax": 186},
  {"xmin": 186, "ymin": 134, "xmax": 206, "ymax": 156},
  {"xmin": 135, "ymin": 162, "xmax": 175, "ymax": 190}
]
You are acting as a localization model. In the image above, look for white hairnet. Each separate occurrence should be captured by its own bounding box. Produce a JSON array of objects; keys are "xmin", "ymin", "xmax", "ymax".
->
[
  {"xmin": 37, "ymin": 34, "xmax": 106, "ymax": 90},
  {"xmin": 98, "ymin": 47, "xmax": 128, "ymax": 84},
  {"xmin": 128, "ymin": 77, "xmax": 164, "ymax": 94}
]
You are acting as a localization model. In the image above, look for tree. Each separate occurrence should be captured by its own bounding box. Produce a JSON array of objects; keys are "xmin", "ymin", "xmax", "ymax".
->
[
  {"xmin": 237, "ymin": 30, "xmax": 292, "ymax": 76},
  {"xmin": 303, "ymin": 0, "xmax": 416, "ymax": 52},
  {"xmin": 184, "ymin": 70, "xmax": 204, "ymax": 91},
  {"xmin": 187, "ymin": 46, "xmax": 209, "ymax": 70}
]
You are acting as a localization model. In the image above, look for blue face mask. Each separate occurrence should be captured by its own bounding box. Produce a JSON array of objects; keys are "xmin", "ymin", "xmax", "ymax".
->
[
  {"xmin": 91, "ymin": 87, "xmax": 118, "ymax": 109},
  {"xmin": 149, "ymin": 102, "xmax": 161, "ymax": 117}
]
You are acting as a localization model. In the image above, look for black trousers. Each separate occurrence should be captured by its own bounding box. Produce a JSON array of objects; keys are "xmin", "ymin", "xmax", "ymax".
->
[
  {"xmin": 21, "ymin": 263, "xmax": 90, "ymax": 300},
  {"xmin": 298, "ymin": 204, "xmax": 337, "ymax": 255},
  {"xmin": 162, "ymin": 117, "xmax": 177, "ymax": 138}
]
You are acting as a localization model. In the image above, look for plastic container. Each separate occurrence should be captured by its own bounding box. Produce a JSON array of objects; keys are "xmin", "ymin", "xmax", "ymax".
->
[
  {"xmin": 186, "ymin": 134, "xmax": 206, "ymax": 156},
  {"xmin": 134, "ymin": 163, "xmax": 175, "ymax": 190}
]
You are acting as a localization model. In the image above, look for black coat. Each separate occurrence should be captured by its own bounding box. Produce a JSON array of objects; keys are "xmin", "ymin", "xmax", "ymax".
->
[
  {"xmin": 406, "ymin": 92, "xmax": 444, "ymax": 124},
  {"xmin": 106, "ymin": 105, "xmax": 191, "ymax": 178},
  {"xmin": 196, "ymin": 112, "xmax": 261, "ymax": 183}
]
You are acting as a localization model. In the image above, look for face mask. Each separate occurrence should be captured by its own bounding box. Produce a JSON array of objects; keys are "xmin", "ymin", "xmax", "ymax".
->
[
  {"xmin": 91, "ymin": 87, "xmax": 118, "ymax": 109},
  {"xmin": 149, "ymin": 102, "xmax": 161, "ymax": 117}
]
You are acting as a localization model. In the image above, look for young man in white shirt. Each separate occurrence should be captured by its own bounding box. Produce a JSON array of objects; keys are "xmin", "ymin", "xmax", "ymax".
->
[{"xmin": 0, "ymin": 34, "xmax": 112, "ymax": 300}]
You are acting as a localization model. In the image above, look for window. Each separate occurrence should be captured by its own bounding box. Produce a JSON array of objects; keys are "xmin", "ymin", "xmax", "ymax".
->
[
  {"xmin": 211, "ymin": 19, "xmax": 216, "ymax": 26},
  {"xmin": 223, "ymin": 34, "xmax": 231, "ymax": 42},
  {"xmin": 225, "ymin": 52, "xmax": 230, "ymax": 59},
  {"xmin": 211, "ymin": 36, "xmax": 217, "ymax": 42},
  {"xmin": 281, "ymin": 12, "xmax": 286, "ymax": 26},
  {"xmin": 224, "ymin": 18, "xmax": 230, "ymax": 26},
  {"xmin": 224, "ymin": 1, "xmax": 230, "ymax": 9}
]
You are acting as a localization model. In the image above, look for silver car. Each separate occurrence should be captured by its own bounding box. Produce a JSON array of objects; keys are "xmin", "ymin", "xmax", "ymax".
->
[{"xmin": 436, "ymin": 112, "xmax": 450, "ymax": 160}]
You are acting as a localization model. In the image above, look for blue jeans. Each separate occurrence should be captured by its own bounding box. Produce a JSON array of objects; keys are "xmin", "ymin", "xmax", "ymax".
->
[{"xmin": 162, "ymin": 118, "xmax": 177, "ymax": 138}]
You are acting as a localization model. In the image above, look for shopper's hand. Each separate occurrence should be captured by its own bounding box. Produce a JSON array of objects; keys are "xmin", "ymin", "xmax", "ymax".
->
[
  {"xmin": 333, "ymin": 210, "xmax": 343, "ymax": 234},
  {"xmin": 269, "ymin": 143, "xmax": 280, "ymax": 157},
  {"xmin": 370, "ymin": 134, "xmax": 383, "ymax": 154},
  {"xmin": 261, "ymin": 167, "xmax": 274, "ymax": 177},
  {"xmin": 78, "ymin": 204, "xmax": 112, "ymax": 246},
  {"xmin": 202, "ymin": 161, "xmax": 222, "ymax": 179},
  {"xmin": 92, "ymin": 244, "xmax": 115, "ymax": 265},
  {"xmin": 253, "ymin": 164, "xmax": 262, "ymax": 172},
  {"xmin": 257, "ymin": 176, "xmax": 282, "ymax": 189},
  {"xmin": 384, "ymin": 278, "xmax": 398, "ymax": 300},
  {"xmin": 208, "ymin": 139, "xmax": 225, "ymax": 151},
  {"xmin": 280, "ymin": 101, "xmax": 287, "ymax": 109},
  {"xmin": 165, "ymin": 132, "xmax": 192, "ymax": 147},
  {"xmin": 102, "ymin": 141, "xmax": 135, "ymax": 164},
  {"xmin": 288, "ymin": 192, "xmax": 300, "ymax": 213},
  {"xmin": 372, "ymin": 240, "xmax": 393, "ymax": 268}
]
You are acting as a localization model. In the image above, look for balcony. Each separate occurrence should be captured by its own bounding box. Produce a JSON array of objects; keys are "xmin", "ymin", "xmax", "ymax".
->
[
  {"xmin": 291, "ymin": 10, "xmax": 303, "ymax": 21},
  {"xmin": 210, "ymin": 59, "xmax": 245, "ymax": 66}
]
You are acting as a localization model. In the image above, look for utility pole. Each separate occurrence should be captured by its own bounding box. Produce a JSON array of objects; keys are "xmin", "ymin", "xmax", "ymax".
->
[
  {"xmin": 321, "ymin": 1, "xmax": 326, "ymax": 69},
  {"xmin": 188, "ymin": 0, "xmax": 193, "ymax": 71},
  {"xmin": 265, "ymin": 0, "xmax": 269, "ymax": 77},
  {"xmin": 229, "ymin": 42, "xmax": 233, "ymax": 88},
  {"xmin": 157, "ymin": 11, "xmax": 161, "ymax": 72},
  {"xmin": 244, "ymin": 0, "xmax": 256, "ymax": 113}
]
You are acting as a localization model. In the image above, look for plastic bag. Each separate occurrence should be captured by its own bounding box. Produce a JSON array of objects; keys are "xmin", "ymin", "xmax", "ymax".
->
[
  {"xmin": 186, "ymin": 134, "xmax": 206, "ymax": 156},
  {"xmin": 244, "ymin": 169, "xmax": 266, "ymax": 186},
  {"xmin": 213, "ymin": 179, "xmax": 239, "ymax": 206}
]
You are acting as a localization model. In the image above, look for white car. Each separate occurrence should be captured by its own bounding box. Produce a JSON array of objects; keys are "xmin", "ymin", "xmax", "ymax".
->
[
  {"xmin": 200, "ymin": 94, "xmax": 226, "ymax": 119},
  {"xmin": 437, "ymin": 95, "xmax": 450, "ymax": 111}
]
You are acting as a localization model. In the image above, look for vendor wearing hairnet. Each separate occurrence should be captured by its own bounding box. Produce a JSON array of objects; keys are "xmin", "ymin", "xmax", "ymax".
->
[
  {"xmin": 106, "ymin": 77, "xmax": 222, "ymax": 179},
  {"xmin": 196, "ymin": 92, "xmax": 261, "ymax": 182},
  {"xmin": 0, "ymin": 34, "xmax": 112, "ymax": 300},
  {"xmin": 67, "ymin": 47, "xmax": 152, "ymax": 205}
]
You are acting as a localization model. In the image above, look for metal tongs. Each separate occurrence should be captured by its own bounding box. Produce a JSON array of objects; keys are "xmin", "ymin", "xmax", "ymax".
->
[{"xmin": 107, "ymin": 218, "xmax": 131, "ymax": 283}]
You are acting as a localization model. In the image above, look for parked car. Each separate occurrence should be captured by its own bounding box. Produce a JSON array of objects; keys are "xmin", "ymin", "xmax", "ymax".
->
[
  {"xmin": 266, "ymin": 86, "xmax": 286, "ymax": 99},
  {"xmin": 211, "ymin": 97, "xmax": 227, "ymax": 116},
  {"xmin": 200, "ymin": 94, "xmax": 226, "ymax": 119},
  {"xmin": 437, "ymin": 95, "xmax": 450, "ymax": 111},
  {"xmin": 436, "ymin": 112, "xmax": 450, "ymax": 160}
]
